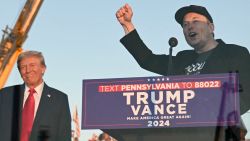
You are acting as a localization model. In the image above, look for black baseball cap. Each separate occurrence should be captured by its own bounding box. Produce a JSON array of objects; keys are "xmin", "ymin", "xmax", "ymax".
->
[{"xmin": 175, "ymin": 5, "xmax": 213, "ymax": 26}]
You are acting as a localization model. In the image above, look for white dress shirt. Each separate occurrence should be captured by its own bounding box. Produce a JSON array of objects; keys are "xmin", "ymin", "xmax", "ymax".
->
[{"xmin": 23, "ymin": 82, "xmax": 44, "ymax": 117}]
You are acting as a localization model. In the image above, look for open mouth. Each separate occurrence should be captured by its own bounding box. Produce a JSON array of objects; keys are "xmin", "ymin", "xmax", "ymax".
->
[{"xmin": 189, "ymin": 32, "xmax": 197, "ymax": 38}]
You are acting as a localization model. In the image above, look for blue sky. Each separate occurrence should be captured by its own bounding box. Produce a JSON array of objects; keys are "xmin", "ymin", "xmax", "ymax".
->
[{"xmin": 1, "ymin": 0, "xmax": 250, "ymax": 140}]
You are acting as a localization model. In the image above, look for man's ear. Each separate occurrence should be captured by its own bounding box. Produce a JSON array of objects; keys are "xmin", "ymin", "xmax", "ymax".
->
[
  {"xmin": 209, "ymin": 22, "xmax": 215, "ymax": 34},
  {"xmin": 42, "ymin": 66, "xmax": 46, "ymax": 74}
]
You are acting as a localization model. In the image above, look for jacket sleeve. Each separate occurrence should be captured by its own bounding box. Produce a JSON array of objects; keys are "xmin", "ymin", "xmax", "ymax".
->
[
  {"xmin": 57, "ymin": 94, "xmax": 71, "ymax": 141},
  {"xmin": 233, "ymin": 47, "xmax": 250, "ymax": 114},
  {"xmin": 120, "ymin": 29, "xmax": 170, "ymax": 75}
]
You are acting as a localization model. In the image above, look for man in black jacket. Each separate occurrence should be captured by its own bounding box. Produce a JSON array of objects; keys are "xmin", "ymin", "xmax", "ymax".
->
[{"xmin": 116, "ymin": 4, "xmax": 250, "ymax": 141}]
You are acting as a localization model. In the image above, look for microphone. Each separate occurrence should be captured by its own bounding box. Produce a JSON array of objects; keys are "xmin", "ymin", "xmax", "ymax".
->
[
  {"xmin": 168, "ymin": 37, "xmax": 178, "ymax": 75},
  {"xmin": 168, "ymin": 37, "xmax": 178, "ymax": 48}
]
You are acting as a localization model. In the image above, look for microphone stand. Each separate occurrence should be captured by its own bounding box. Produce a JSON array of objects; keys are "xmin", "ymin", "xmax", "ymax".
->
[
  {"xmin": 168, "ymin": 46, "xmax": 173, "ymax": 75},
  {"xmin": 167, "ymin": 37, "xmax": 178, "ymax": 75}
]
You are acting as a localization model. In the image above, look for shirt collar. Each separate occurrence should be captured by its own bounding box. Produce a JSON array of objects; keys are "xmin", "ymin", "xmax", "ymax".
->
[{"xmin": 25, "ymin": 82, "xmax": 44, "ymax": 96}]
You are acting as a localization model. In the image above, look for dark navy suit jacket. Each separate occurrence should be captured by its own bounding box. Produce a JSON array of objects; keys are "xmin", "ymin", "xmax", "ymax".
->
[{"xmin": 0, "ymin": 83, "xmax": 71, "ymax": 141}]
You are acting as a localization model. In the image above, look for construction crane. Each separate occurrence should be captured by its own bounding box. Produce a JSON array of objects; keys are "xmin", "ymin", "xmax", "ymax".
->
[{"xmin": 0, "ymin": 0, "xmax": 44, "ymax": 88}]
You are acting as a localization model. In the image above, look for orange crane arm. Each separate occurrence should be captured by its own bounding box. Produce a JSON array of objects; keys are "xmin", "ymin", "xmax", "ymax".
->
[{"xmin": 0, "ymin": 0, "xmax": 44, "ymax": 88}]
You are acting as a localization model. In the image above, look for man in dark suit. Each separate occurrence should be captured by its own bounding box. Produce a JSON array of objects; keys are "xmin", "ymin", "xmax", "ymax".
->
[
  {"xmin": 0, "ymin": 50, "xmax": 71, "ymax": 141},
  {"xmin": 115, "ymin": 4, "xmax": 250, "ymax": 141}
]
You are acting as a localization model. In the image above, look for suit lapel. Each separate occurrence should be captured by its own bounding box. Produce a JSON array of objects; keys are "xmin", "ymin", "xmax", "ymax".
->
[{"xmin": 17, "ymin": 84, "xmax": 25, "ymax": 116}]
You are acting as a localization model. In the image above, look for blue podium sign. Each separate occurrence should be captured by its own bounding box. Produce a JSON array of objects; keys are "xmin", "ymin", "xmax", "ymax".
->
[{"xmin": 82, "ymin": 73, "xmax": 240, "ymax": 129}]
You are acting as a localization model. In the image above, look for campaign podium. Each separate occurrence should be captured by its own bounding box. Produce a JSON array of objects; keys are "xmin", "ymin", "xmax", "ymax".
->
[{"xmin": 82, "ymin": 74, "xmax": 241, "ymax": 141}]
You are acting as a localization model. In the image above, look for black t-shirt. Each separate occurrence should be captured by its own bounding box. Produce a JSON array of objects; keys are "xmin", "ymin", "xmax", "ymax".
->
[{"xmin": 185, "ymin": 49, "xmax": 213, "ymax": 75}]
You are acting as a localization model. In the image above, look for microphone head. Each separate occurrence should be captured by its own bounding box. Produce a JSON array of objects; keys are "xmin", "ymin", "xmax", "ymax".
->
[{"xmin": 168, "ymin": 37, "xmax": 178, "ymax": 48}]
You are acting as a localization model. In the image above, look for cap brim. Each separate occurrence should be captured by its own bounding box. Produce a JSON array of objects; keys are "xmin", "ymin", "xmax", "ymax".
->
[{"xmin": 175, "ymin": 5, "xmax": 213, "ymax": 25}]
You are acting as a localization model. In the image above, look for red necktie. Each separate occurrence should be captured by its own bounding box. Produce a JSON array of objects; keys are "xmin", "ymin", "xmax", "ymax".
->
[{"xmin": 20, "ymin": 88, "xmax": 36, "ymax": 141}]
